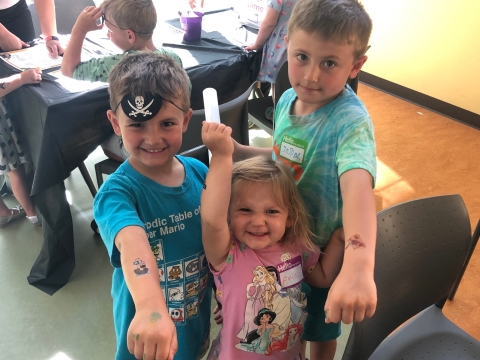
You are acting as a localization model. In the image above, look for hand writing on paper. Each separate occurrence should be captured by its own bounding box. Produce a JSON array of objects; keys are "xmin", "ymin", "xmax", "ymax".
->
[
  {"xmin": 46, "ymin": 38, "xmax": 64, "ymax": 58},
  {"xmin": 20, "ymin": 68, "xmax": 42, "ymax": 85}
]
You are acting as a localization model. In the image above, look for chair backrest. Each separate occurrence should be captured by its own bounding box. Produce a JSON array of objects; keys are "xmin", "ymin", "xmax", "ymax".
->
[
  {"xmin": 342, "ymin": 194, "xmax": 473, "ymax": 360},
  {"xmin": 179, "ymin": 145, "xmax": 209, "ymax": 168},
  {"xmin": 273, "ymin": 61, "xmax": 291, "ymax": 106},
  {"xmin": 28, "ymin": 0, "xmax": 96, "ymax": 36},
  {"xmin": 179, "ymin": 82, "xmax": 255, "ymax": 153}
]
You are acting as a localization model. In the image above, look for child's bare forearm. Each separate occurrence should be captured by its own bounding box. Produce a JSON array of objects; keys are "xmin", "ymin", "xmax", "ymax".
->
[
  {"xmin": 116, "ymin": 226, "xmax": 167, "ymax": 311},
  {"xmin": 232, "ymin": 140, "xmax": 271, "ymax": 162},
  {"xmin": 61, "ymin": 29, "xmax": 85, "ymax": 77}
]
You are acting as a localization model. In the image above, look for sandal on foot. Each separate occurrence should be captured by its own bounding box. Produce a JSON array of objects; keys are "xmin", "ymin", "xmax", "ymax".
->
[
  {"xmin": 27, "ymin": 215, "xmax": 41, "ymax": 226},
  {"xmin": 264, "ymin": 106, "xmax": 274, "ymax": 122},
  {"xmin": 0, "ymin": 205, "xmax": 26, "ymax": 228}
]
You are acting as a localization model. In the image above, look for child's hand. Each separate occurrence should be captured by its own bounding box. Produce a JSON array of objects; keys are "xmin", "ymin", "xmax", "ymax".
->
[
  {"xmin": 201, "ymin": 122, "xmax": 234, "ymax": 157},
  {"xmin": 244, "ymin": 44, "xmax": 261, "ymax": 52},
  {"xmin": 324, "ymin": 267, "xmax": 377, "ymax": 324},
  {"xmin": 127, "ymin": 308, "xmax": 177, "ymax": 360},
  {"xmin": 213, "ymin": 305, "xmax": 223, "ymax": 325},
  {"xmin": 72, "ymin": 6, "xmax": 104, "ymax": 35},
  {"xmin": 20, "ymin": 69, "xmax": 42, "ymax": 85}
]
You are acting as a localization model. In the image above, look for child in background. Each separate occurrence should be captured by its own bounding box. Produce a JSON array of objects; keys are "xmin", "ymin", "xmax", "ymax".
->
[
  {"xmin": 201, "ymin": 121, "xmax": 345, "ymax": 359},
  {"xmin": 93, "ymin": 52, "xmax": 212, "ymax": 360},
  {"xmin": 62, "ymin": 0, "xmax": 184, "ymax": 162},
  {"xmin": 232, "ymin": 0, "xmax": 377, "ymax": 359},
  {"xmin": 245, "ymin": 0, "xmax": 297, "ymax": 121},
  {"xmin": 0, "ymin": 69, "xmax": 41, "ymax": 227}
]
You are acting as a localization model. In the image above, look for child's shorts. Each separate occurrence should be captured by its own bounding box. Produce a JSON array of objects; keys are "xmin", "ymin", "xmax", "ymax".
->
[{"xmin": 302, "ymin": 286, "xmax": 341, "ymax": 342}]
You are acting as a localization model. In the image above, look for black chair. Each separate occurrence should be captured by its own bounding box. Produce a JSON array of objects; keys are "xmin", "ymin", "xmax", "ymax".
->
[
  {"xmin": 247, "ymin": 61, "xmax": 290, "ymax": 135},
  {"xmin": 28, "ymin": 0, "xmax": 96, "ymax": 36},
  {"xmin": 341, "ymin": 194, "xmax": 480, "ymax": 360}
]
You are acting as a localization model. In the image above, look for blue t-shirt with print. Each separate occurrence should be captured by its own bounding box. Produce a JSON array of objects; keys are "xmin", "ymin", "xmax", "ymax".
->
[
  {"xmin": 93, "ymin": 157, "xmax": 212, "ymax": 360},
  {"xmin": 272, "ymin": 85, "xmax": 377, "ymax": 247}
]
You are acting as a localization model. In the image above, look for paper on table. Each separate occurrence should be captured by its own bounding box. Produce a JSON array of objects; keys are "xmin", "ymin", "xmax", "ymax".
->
[
  {"xmin": 48, "ymin": 70, "xmax": 107, "ymax": 93},
  {"xmin": 2, "ymin": 46, "xmax": 62, "ymax": 71}
]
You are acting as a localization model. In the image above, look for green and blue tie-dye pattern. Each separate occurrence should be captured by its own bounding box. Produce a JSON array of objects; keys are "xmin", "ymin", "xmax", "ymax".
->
[{"xmin": 272, "ymin": 86, "xmax": 376, "ymax": 247}]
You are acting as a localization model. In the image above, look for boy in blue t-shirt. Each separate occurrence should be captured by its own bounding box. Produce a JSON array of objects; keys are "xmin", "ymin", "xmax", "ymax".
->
[
  {"xmin": 233, "ymin": 1, "xmax": 377, "ymax": 358},
  {"xmin": 94, "ymin": 52, "xmax": 212, "ymax": 360}
]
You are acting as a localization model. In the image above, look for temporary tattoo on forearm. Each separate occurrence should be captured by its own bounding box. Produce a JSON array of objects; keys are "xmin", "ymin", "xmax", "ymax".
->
[
  {"xmin": 133, "ymin": 258, "xmax": 150, "ymax": 276},
  {"xmin": 132, "ymin": 333, "xmax": 139, "ymax": 342},
  {"xmin": 149, "ymin": 312, "xmax": 162, "ymax": 325},
  {"xmin": 345, "ymin": 234, "xmax": 366, "ymax": 250}
]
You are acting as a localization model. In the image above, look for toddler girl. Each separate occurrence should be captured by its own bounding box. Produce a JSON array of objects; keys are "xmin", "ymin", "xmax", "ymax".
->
[
  {"xmin": 0, "ymin": 69, "xmax": 41, "ymax": 227},
  {"xmin": 201, "ymin": 122, "xmax": 344, "ymax": 359}
]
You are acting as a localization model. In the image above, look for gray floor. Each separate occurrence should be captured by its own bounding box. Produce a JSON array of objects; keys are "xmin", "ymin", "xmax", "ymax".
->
[{"xmin": 0, "ymin": 131, "xmax": 350, "ymax": 360}]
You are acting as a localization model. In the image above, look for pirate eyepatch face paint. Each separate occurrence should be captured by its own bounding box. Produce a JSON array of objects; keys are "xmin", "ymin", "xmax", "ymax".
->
[{"xmin": 114, "ymin": 92, "xmax": 186, "ymax": 122}]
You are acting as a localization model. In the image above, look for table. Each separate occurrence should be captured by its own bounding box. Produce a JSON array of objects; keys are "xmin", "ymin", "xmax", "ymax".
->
[{"xmin": 0, "ymin": 9, "xmax": 259, "ymax": 295}]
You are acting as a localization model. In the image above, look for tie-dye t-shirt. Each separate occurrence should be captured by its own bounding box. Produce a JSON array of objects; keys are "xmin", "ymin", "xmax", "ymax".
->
[{"xmin": 272, "ymin": 85, "xmax": 376, "ymax": 247}]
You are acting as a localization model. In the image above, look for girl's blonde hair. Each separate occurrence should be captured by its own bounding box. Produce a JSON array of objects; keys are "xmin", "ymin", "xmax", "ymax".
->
[{"xmin": 231, "ymin": 156, "xmax": 316, "ymax": 250}]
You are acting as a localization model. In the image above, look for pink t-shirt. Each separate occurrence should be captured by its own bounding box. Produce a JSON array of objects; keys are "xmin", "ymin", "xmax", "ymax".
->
[{"xmin": 207, "ymin": 237, "xmax": 320, "ymax": 360}]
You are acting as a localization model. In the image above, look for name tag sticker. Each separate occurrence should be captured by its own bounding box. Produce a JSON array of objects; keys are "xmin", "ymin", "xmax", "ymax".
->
[
  {"xmin": 279, "ymin": 135, "xmax": 307, "ymax": 164},
  {"xmin": 277, "ymin": 255, "xmax": 303, "ymax": 289}
]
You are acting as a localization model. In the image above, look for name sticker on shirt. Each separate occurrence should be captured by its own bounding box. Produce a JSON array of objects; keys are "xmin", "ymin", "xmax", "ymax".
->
[
  {"xmin": 279, "ymin": 135, "xmax": 307, "ymax": 164},
  {"xmin": 277, "ymin": 255, "xmax": 303, "ymax": 289}
]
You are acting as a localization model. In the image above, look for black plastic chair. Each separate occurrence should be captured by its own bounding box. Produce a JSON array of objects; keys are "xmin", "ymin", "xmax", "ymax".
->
[{"xmin": 341, "ymin": 194, "xmax": 480, "ymax": 360}]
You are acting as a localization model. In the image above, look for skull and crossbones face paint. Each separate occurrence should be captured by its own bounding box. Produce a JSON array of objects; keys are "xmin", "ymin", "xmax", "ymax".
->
[{"xmin": 119, "ymin": 92, "xmax": 186, "ymax": 122}]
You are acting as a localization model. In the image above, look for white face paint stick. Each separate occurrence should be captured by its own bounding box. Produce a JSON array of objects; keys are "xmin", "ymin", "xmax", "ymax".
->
[{"xmin": 202, "ymin": 88, "xmax": 221, "ymax": 123}]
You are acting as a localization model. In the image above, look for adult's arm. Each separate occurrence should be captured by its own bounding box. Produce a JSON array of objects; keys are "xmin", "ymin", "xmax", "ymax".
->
[
  {"xmin": 34, "ymin": 0, "xmax": 64, "ymax": 57},
  {"xmin": 0, "ymin": 24, "xmax": 28, "ymax": 51}
]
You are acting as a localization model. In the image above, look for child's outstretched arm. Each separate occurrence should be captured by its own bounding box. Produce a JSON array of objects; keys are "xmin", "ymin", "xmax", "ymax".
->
[
  {"xmin": 201, "ymin": 122, "xmax": 235, "ymax": 270},
  {"xmin": 0, "ymin": 69, "xmax": 42, "ymax": 96},
  {"xmin": 244, "ymin": 7, "xmax": 281, "ymax": 51},
  {"xmin": 325, "ymin": 168, "xmax": 377, "ymax": 324},
  {"xmin": 232, "ymin": 139, "xmax": 271, "ymax": 162},
  {"xmin": 304, "ymin": 227, "xmax": 345, "ymax": 288},
  {"xmin": 61, "ymin": 6, "xmax": 103, "ymax": 77},
  {"xmin": 116, "ymin": 226, "xmax": 177, "ymax": 360}
]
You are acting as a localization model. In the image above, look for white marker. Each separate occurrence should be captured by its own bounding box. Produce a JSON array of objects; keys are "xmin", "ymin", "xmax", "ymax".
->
[{"xmin": 202, "ymin": 88, "xmax": 221, "ymax": 123}]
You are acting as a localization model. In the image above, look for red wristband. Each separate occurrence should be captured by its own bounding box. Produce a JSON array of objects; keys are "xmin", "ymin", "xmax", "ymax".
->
[{"xmin": 44, "ymin": 36, "xmax": 59, "ymax": 41}]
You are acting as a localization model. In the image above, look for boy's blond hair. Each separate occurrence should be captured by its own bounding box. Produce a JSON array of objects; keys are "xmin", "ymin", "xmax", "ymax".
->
[
  {"xmin": 101, "ymin": 0, "xmax": 157, "ymax": 40},
  {"xmin": 108, "ymin": 52, "xmax": 190, "ymax": 114},
  {"xmin": 288, "ymin": 0, "xmax": 372, "ymax": 60},
  {"xmin": 231, "ymin": 156, "xmax": 316, "ymax": 250}
]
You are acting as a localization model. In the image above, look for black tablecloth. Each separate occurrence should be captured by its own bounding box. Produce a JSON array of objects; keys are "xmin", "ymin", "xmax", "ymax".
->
[{"xmin": 0, "ymin": 9, "xmax": 259, "ymax": 294}]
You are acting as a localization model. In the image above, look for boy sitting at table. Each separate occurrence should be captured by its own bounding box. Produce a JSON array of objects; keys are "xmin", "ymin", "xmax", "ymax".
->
[
  {"xmin": 62, "ymin": 0, "xmax": 184, "ymax": 162},
  {"xmin": 94, "ymin": 51, "xmax": 213, "ymax": 360}
]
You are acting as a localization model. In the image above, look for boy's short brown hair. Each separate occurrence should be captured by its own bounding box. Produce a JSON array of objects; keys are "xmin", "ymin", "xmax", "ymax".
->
[
  {"xmin": 101, "ymin": 0, "xmax": 157, "ymax": 40},
  {"xmin": 108, "ymin": 52, "xmax": 191, "ymax": 115},
  {"xmin": 288, "ymin": 0, "xmax": 372, "ymax": 60}
]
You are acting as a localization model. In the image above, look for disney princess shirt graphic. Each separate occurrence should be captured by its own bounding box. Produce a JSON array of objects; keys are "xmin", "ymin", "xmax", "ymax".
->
[{"xmin": 234, "ymin": 258, "xmax": 308, "ymax": 355}]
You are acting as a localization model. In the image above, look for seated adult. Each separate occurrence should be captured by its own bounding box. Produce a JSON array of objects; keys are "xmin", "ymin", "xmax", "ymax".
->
[{"xmin": 0, "ymin": 0, "xmax": 63, "ymax": 57}]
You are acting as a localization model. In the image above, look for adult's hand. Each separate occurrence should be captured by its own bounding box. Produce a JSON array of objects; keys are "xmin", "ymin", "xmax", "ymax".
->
[
  {"xmin": 46, "ymin": 38, "xmax": 64, "ymax": 58},
  {"xmin": 0, "ymin": 30, "xmax": 29, "ymax": 51}
]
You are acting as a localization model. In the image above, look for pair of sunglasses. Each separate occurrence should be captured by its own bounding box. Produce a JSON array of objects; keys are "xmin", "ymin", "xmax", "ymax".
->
[{"xmin": 101, "ymin": 14, "xmax": 153, "ymax": 35}]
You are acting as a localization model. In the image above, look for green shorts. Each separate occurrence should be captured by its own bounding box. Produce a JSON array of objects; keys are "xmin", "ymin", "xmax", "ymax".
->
[{"xmin": 302, "ymin": 285, "xmax": 341, "ymax": 342}]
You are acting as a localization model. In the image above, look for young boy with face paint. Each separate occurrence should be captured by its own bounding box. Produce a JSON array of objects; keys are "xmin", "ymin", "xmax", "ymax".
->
[{"xmin": 93, "ymin": 52, "xmax": 212, "ymax": 360}]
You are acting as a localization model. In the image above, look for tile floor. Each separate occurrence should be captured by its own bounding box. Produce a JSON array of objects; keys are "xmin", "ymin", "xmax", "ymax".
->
[{"xmin": 0, "ymin": 130, "xmax": 351, "ymax": 359}]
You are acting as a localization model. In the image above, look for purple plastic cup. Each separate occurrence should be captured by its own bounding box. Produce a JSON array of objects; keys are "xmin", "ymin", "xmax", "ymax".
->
[{"xmin": 178, "ymin": 11, "xmax": 204, "ymax": 42}]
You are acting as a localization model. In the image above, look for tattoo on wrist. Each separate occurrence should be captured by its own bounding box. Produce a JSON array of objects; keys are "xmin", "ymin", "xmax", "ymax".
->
[
  {"xmin": 345, "ymin": 234, "xmax": 366, "ymax": 250},
  {"xmin": 149, "ymin": 312, "xmax": 162, "ymax": 325},
  {"xmin": 133, "ymin": 258, "xmax": 150, "ymax": 276}
]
